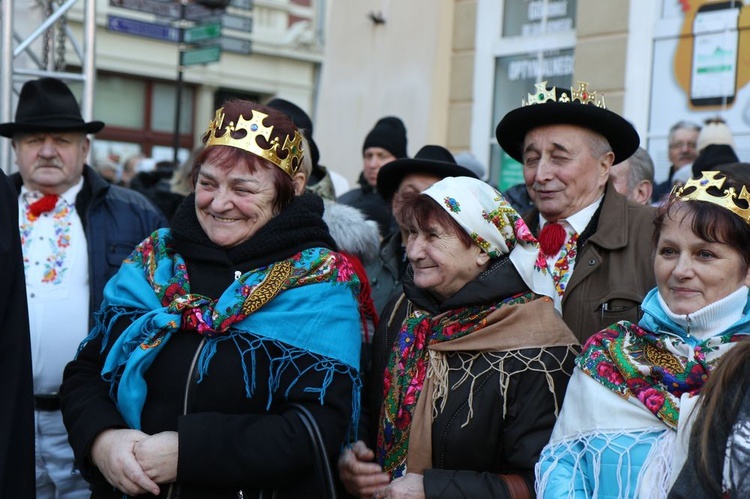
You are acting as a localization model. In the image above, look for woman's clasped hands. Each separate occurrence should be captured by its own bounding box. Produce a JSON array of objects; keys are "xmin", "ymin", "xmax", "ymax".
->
[
  {"xmin": 338, "ymin": 440, "xmax": 424, "ymax": 499},
  {"xmin": 91, "ymin": 428, "xmax": 178, "ymax": 496}
]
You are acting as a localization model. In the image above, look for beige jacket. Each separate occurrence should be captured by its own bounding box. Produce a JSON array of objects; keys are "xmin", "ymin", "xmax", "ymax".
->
[{"xmin": 523, "ymin": 182, "xmax": 656, "ymax": 343}]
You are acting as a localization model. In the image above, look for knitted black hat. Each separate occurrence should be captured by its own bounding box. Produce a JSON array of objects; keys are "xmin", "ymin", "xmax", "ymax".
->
[
  {"xmin": 496, "ymin": 83, "xmax": 639, "ymax": 164},
  {"xmin": 691, "ymin": 144, "xmax": 740, "ymax": 178},
  {"xmin": 265, "ymin": 97, "xmax": 320, "ymax": 168},
  {"xmin": 377, "ymin": 145, "xmax": 478, "ymax": 201},
  {"xmin": 362, "ymin": 116, "xmax": 407, "ymax": 159},
  {"xmin": 0, "ymin": 77, "xmax": 104, "ymax": 138}
]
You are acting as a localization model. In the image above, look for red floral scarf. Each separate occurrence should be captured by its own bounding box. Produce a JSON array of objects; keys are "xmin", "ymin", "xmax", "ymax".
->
[{"xmin": 376, "ymin": 291, "xmax": 536, "ymax": 477}]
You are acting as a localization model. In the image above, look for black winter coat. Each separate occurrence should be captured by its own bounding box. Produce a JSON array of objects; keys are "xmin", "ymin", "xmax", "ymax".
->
[
  {"xmin": 61, "ymin": 194, "xmax": 357, "ymax": 499},
  {"xmin": 337, "ymin": 173, "xmax": 394, "ymax": 238},
  {"xmin": 364, "ymin": 230, "xmax": 406, "ymax": 318},
  {"xmin": 365, "ymin": 258, "xmax": 578, "ymax": 498},
  {"xmin": 0, "ymin": 170, "xmax": 35, "ymax": 498}
]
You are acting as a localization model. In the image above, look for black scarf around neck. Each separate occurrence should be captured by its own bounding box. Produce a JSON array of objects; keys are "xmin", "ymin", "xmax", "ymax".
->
[
  {"xmin": 402, "ymin": 255, "xmax": 528, "ymax": 314},
  {"xmin": 170, "ymin": 192, "xmax": 336, "ymax": 270}
]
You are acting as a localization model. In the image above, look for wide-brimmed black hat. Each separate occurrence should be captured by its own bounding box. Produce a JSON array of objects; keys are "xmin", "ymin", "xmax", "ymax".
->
[
  {"xmin": 0, "ymin": 77, "xmax": 105, "ymax": 138},
  {"xmin": 495, "ymin": 81, "xmax": 639, "ymax": 164},
  {"xmin": 377, "ymin": 145, "xmax": 478, "ymax": 201}
]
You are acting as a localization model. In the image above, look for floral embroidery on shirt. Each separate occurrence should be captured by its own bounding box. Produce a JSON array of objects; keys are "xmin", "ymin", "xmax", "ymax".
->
[
  {"xmin": 20, "ymin": 200, "xmax": 72, "ymax": 285},
  {"xmin": 552, "ymin": 233, "xmax": 578, "ymax": 295}
]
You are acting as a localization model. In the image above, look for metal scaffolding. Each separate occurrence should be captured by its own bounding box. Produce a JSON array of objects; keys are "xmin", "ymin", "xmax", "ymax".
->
[{"xmin": 0, "ymin": 0, "xmax": 96, "ymax": 173}]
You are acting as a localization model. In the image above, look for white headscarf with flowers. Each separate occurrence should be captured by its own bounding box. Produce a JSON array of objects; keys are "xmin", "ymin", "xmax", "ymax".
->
[{"xmin": 422, "ymin": 176, "xmax": 561, "ymax": 313}]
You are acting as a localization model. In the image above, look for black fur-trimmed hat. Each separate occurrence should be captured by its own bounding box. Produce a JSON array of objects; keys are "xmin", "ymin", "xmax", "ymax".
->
[{"xmin": 495, "ymin": 81, "xmax": 639, "ymax": 164}]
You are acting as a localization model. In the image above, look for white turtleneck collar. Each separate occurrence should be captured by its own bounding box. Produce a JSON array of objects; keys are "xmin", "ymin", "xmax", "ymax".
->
[{"xmin": 658, "ymin": 285, "xmax": 749, "ymax": 340}]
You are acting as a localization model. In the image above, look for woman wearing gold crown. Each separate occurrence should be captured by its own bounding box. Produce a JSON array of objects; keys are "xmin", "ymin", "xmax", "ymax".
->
[
  {"xmin": 59, "ymin": 100, "xmax": 365, "ymax": 498},
  {"xmin": 537, "ymin": 167, "xmax": 750, "ymax": 498}
]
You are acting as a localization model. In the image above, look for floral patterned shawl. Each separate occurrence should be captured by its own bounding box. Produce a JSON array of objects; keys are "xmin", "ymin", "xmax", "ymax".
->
[
  {"xmin": 578, "ymin": 321, "xmax": 745, "ymax": 430},
  {"xmin": 376, "ymin": 292, "xmax": 570, "ymax": 477},
  {"xmin": 80, "ymin": 228, "xmax": 363, "ymax": 430}
]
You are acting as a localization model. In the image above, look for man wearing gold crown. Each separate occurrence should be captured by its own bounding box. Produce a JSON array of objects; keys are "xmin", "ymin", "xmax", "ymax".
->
[{"xmin": 495, "ymin": 81, "xmax": 655, "ymax": 344}]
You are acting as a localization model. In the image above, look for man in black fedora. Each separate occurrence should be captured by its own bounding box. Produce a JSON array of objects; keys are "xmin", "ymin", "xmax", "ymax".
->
[
  {"xmin": 495, "ymin": 81, "xmax": 655, "ymax": 343},
  {"xmin": 0, "ymin": 77, "xmax": 166, "ymax": 498}
]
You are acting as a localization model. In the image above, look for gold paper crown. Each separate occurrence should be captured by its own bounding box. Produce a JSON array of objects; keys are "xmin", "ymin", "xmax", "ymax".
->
[
  {"xmin": 672, "ymin": 171, "xmax": 750, "ymax": 225},
  {"xmin": 203, "ymin": 107, "xmax": 305, "ymax": 178},
  {"xmin": 521, "ymin": 81, "xmax": 607, "ymax": 108}
]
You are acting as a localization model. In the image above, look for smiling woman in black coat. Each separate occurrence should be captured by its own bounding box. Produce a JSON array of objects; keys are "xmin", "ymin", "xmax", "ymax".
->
[
  {"xmin": 339, "ymin": 177, "xmax": 578, "ymax": 498},
  {"xmin": 60, "ymin": 100, "xmax": 366, "ymax": 498}
]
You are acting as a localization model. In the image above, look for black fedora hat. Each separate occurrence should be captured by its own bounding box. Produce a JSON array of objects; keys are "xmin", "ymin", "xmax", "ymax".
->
[
  {"xmin": 377, "ymin": 145, "xmax": 478, "ymax": 201},
  {"xmin": 0, "ymin": 77, "xmax": 105, "ymax": 138},
  {"xmin": 495, "ymin": 81, "xmax": 639, "ymax": 164}
]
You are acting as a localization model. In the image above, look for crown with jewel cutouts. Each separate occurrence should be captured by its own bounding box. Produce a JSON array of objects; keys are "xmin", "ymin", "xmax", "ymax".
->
[
  {"xmin": 521, "ymin": 81, "xmax": 607, "ymax": 108},
  {"xmin": 672, "ymin": 171, "xmax": 750, "ymax": 225},
  {"xmin": 203, "ymin": 107, "xmax": 305, "ymax": 178}
]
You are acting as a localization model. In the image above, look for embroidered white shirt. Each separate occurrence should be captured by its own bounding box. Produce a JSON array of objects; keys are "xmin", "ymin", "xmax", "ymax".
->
[
  {"xmin": 19, "ymin": 178, "xmax": 90, "ymax": 395},
  {"xmin": 538, "ymin": 195, "xmax": 603, "ymax": 294}
]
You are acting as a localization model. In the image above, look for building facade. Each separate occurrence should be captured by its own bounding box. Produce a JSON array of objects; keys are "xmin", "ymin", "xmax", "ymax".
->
[
  {"xmin": 318, "ymin": 0, "xmax": 749, "ymax": 188},
  {"xmin": 5, "ymin": 0, "xmax": 747, "ymax": 187}
]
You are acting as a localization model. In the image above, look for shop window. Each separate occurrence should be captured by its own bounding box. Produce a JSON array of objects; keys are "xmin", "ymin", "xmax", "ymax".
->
[
  {"xmin": 475, "ymin": 0, "xmax": 577, "ymax": 190},
  {"xmin": 83, "ymin": 74, "xmax": 195, "ymax": 171}
]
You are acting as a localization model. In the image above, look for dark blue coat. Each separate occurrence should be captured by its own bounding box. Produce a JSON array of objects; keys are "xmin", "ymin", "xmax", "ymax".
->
[{"xmin": 12, "ymin": 165, "xmax": 168, "ymax": 322}]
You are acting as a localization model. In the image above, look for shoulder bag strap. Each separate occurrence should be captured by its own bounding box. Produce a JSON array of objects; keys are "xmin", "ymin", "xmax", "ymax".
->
[{"xmin": 287, "ymin": 403, "xmax": 338, "ymax": 499}]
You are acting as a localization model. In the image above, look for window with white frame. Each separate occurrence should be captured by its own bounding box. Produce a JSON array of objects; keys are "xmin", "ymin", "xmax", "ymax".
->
[{"xmin": 474, "ymin": 0, "xmax": 577, "ymax": 191}]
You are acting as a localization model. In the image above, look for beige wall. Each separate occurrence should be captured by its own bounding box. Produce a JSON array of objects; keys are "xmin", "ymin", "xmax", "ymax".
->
[
  {"xmin": 574, "ymin": 0, "xmax": 630, "ymax": 114},
  {"xmin": 314, "ymin": 0, "xmax": 454, "ymax": 184},
  {"xmin": 446, "ymin": 0, "xmax": 477, "ymax": 153}
]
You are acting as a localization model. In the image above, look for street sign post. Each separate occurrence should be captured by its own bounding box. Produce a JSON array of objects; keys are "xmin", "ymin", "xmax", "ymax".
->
[
  {"xmin": 108, "ymin": 0, "xmax": 254, "ymax": 166},
  {"xmin": 109, "ymin": 0, "xmax": 220, "ymax": 21},
  {"xmin": 184, "ymin": 22, "xmax": 222, "ymax": 43},
  {"xmin": 221, "ymin": 14, "xmax": 252, "ymax": 32},
  {"xmin": 181, "ymin": 44, "xmax": 221, "ymax": 65},
  {"xmin": 107, "ymin": 15, "xmax": 179, "ymax": 42},
  {"xmin": 221, "ymin": 36, "xmax": 252, "ymax": 54},
  {"xmin": 229, "ymin": 0, "xmax": 252, "ymax": 9}
]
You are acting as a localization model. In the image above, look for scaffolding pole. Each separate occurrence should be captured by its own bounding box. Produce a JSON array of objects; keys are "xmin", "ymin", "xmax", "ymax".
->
[{"xmin": 1, "ymin": 0, "xmax": 96, "ymax": 174}]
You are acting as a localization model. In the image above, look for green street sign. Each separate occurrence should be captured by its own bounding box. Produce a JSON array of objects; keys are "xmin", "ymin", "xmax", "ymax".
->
[
  {"xmin": 181, "ymin": 44, "xmax": 221, "ymax": 66},
  {"xmin": 184, "ymin": 22, "xmax": 222, "ymax": 43}
]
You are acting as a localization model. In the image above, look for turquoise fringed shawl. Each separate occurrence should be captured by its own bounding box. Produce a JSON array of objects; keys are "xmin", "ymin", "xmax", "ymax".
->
[{"xmin": 81, "ymin": 228, "xmax": 362, "ymax": 430}]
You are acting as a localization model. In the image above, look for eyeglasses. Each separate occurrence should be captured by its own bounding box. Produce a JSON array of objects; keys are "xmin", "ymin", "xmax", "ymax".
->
[{"xmin": 668, "ymin": 141, "xmax": 697, "ymax": 150}]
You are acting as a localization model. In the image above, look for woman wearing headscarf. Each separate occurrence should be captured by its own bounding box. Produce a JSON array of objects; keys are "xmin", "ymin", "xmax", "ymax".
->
[
  {"xmin": 339, "ymin": 176, "xmax": 579, "ymax": 498},
  {"xmin": 537, "ymin": 168, "xmax": 750, "ymax": 498},
  {"xmin": 60, "ymin": 100, "xmax": 365, "ymax": 498}
]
